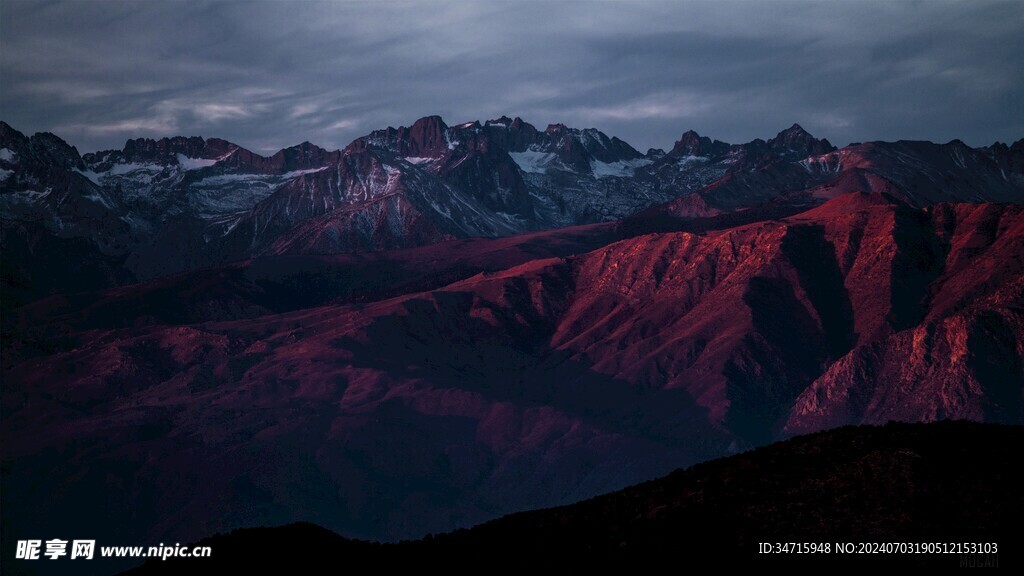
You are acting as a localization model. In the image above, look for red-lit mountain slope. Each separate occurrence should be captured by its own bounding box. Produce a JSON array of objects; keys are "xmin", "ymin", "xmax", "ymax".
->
[{"xmin": 3, "ymin": 193, "xmax": 1021, "ymax": 548}]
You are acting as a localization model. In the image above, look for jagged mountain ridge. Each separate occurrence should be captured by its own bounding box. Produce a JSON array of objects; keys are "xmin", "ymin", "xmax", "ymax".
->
[
  {"xmin": 640, "ymin": 136, "xmax": 1024, "ymax": 223},
  {"xmin": 16, "ymin": 116, "xmax": 1014, "ymax": 299}
]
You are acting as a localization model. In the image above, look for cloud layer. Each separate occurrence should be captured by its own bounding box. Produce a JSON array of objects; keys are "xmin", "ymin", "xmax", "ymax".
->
[{"xmin": 3, "ymin": 0, "xmax": 1022, "ymax": 154}]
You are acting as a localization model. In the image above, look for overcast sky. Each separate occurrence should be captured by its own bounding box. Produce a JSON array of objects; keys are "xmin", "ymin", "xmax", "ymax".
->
[{"xmin": 2, "ymin": 0, "xmax": 1022, "ymax": 154}]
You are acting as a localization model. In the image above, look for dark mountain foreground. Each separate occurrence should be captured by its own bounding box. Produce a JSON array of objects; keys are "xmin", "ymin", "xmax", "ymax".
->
[{"xmin": 123, "ymin": 421, "xmax": 1022, "ymax": 571}]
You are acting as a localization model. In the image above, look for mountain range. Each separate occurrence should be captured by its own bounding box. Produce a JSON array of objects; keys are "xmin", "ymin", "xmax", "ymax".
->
[
  {"xmin": 2, "ymin": 116, "xmax": 1023, "ymax": 566},
  {"xmin": 4, "ymin": 117, "xmax": 1020, "ymax": 301}
]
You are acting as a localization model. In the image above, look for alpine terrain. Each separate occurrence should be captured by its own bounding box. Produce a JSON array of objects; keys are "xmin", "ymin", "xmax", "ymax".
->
[{"xmin": 2, "ymin": 116, "xmax": 1022, "ymax": 568}]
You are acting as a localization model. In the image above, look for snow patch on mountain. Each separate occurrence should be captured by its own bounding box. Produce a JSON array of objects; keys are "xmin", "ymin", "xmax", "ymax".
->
[
  {"xmin": 77, "ymin": 162, "xmax": 165, "ymax": 185},
  {"xmin": 84, "ymin": 191, "xmax": 113, "ymax": 209},
  {"xmin": 799, "ymin": 152, "xmax": 843, "ymax": 175},
  {"xmin": 284, "ymin": 167, "xmax": 330, "ymax": 178},
  {"xmin": 510, "ymin": 151, "xmax": 557, "ymax": 174},
  {"xmin": 590, "ymin": 158, "xmax": 653, "ymax": 178},
  {"xmin": 0, "ymin": 188, "xmax": 50, "ymax": 206},
  {"xmin": 73, "ymin": 169, "xmax": 103, "ymax": 185},
  {"xmin": 0, "ymin": 148, "xmax": 16, "ymax": 163},
  {"xmin": 110, "ymin": 162, "xmax": 162, "ymax": 176},
  {"xmin": 194, "ymin": 166, "xmax": 327, "ymax": 187},
  {"xmin": 176, "ymin": 154, "xmax": 218, "ymax": 170},
  {"xmin": 188, "ymin": 186, "xmax": 279, "ymax": 217}
]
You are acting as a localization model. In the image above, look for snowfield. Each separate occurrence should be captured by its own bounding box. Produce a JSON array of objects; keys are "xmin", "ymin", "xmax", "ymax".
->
[{"xmin": 510, "ymin": 150, "xmax": 557, "ymax": 174}]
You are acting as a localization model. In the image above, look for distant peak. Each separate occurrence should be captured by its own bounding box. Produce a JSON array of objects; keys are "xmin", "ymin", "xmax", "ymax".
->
[
  {"xmin": 282, "ymin": 141, "xmax": 328, "ymax": 155},
  {"xmin": 411, "ymin": 115, "xmax": 448, "ymax": 131},
  {"xmin": 670, "ymin": 129, "xmax": 722, "ymax": 157},
  {"xmin": 386, "ymin": 115, "xmax": 450, "ymax": 157},
  {"xmin": 204, "ymin": 137, "xmax": 237, "ymax": 148},
  {"xmin": 768, "ymin": 123, "xmax": 836, "ymax": 155},
  {"xmin": 785, "ymin": 123, "xmax": 808, "ymax": 134},
  {"xmin": 279, "ymin": 141, "xmax": 311, "ymax": 153},
  {"xmin": 0, "ymin": 121, "xmax": 29, "ymax": 150},
  {"xmin": 0, "ymin": 120, "xmax": 24, "ymax": 138},
  {"xmin": 771, "ymin": 124, "xmax": 814, "ymax": 142}
]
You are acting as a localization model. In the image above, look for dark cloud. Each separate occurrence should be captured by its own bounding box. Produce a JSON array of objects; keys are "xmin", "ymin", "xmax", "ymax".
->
[{"xmin": 2, "ymin": 0, "xmax": 1021, "ymax": 154}]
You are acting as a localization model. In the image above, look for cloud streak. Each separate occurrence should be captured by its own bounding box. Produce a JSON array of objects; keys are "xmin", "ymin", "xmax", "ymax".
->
[{"xmin": 2, "ymin": 0, "xmax": 1021, "ymax": 154}]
